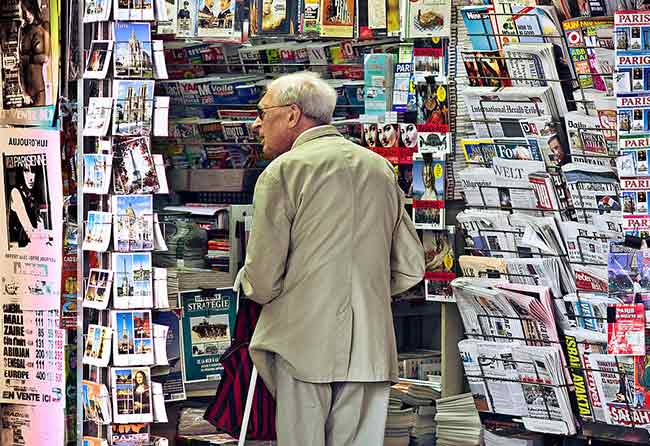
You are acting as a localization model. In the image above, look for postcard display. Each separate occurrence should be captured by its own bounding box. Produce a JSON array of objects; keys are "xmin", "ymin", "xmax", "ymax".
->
[
  {"xmin": 80, "ymin": 4, "xmax": 172, "ymax": 443},
  {"xmin": 451, "ymin": 1, "xmax": 650, "ymax": 442}
]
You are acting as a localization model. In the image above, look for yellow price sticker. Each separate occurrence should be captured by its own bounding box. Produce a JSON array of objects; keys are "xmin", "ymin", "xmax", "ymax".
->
[
  {"xmin": 431, "ymin": 37, "xmax": 441, "ymax": 44},
  {"xmin": 436, "ymin": 85, "xmax": 446, "ymax": 102},
  {"xmin": 434, "ymin": 163, "xmax": 443, "ymax": 179}
]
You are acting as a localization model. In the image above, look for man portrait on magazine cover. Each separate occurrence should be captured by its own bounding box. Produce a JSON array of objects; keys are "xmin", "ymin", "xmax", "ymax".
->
[
  {"xmin": 20, "ymin": 0, "xmax": 50, "ymax": 106},
  {"xmin": 5, "ymin": 157, "xmax": 49, "ymax": 249}
]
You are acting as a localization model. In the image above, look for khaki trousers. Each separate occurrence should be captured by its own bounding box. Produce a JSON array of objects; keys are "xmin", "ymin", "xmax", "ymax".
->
[{"xmin": 273, "ymin": 356, "xmax": 390, "ymax": 446}]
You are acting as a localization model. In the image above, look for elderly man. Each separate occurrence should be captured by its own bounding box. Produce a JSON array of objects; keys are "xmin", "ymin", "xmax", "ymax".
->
[{"xmin": 238, "ymin": 72, "xmax": 425, "ymax": 445}]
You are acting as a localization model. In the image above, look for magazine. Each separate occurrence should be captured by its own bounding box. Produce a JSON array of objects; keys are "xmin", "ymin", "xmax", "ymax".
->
[
  {"xmin": 563, "ymin": 17, "xmax": 614, "ymax": 92},
  {"xmin": 320, "ymin": 0, "xmax": 355, "ymax": 37},
  {"xmin": 82, "ymin": 380, "xmax": 112, "ymax": 424},
  {"xmin": 83, "ymin": 154, "xmax": 113, "ymax": 194},
  {"xmin": 83, "ymin": 324, "xmax": 113, "ymax": 367},
  {"xmin": 462, "ymin": 50, "xmax": 511, "ymax": 87},
  {"xmin": 113, "ymin": 22, "xmax": 154, "ymax": 79},
  {"xmin": 112, "ymin": 252, "xmax": 153, "ymax": 309},
  {"xmin": 403, "ymin": 0, "xmax": 451, "ymax": 39},
  {"xmin": 110, "ymin": 367, "xmax": 154, "ymax": 423},
  {"xmin": 84, "ymin": 41, "xmax": 114, "ymax": 79},
  {"xmin": 84, "ymin": 268, "xmax": 114, "ymax": 310},
  {"xmin": 112, "ymin": 310, "xmax": 154, "ymax": 366},
  {"xmin": 112, "ymin": 195, "xmax": 154, "ymax": 252},
  {"xmin": 152, "ymin": 310, "xmax": 186, "ymax": 401},
  {"xmin": 197, "ymin": 0, "xmax": 237, "ymax": 38},
  {"xmin": 179, "ymin": 288, "xmax": 236, "ymax": 383},
  {"xmin": 423, "ymin": 228, "xmax": 456, "ymax": 302},
  {"xmin": 83, "ymin": 211, "xmax": 112, "ymax": 252},
  {"xmin": 461, "ymin": 5, "xmax": 498, "ymax": 52},
  {"xmin": 607, "ymin": 304, "xmax": 645, "ymax": 355},
  {"xmin": 412, "ymin": 155, "xmax": 445, "ymax": 229},
  {"xmin": 112, "ymin": 137, "xmax": 159, "ymax": 194},
  {"xmin": 112, "ymin": 80, "xmax": 155, "ymax": 136}
]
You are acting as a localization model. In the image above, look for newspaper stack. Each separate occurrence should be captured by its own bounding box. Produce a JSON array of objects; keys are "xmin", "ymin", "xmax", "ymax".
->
[
  {"xmin": 154, "ymin": 220, "xmax": 208, "ymax": 269},
  {"xmin": 412, "ymin": 405, "xmax": 437, "ymax": 446},
  {"xmin": 483, "ymin": 430, "xmax": 544, "ymax": 446},
  {"xmin": 384, "ymin": 398, "xmax": 415, "ymax": 446},
  {"xmin": 434, "ymin": 392, "xmax": 482, "ymax": 446},
  {"xmin": 166, "ymin": 268, "xmax": 232, "ymax": 307},
  {"xmin": 390, "ymin": 379, "xmax": 440, "ymax": 406}
]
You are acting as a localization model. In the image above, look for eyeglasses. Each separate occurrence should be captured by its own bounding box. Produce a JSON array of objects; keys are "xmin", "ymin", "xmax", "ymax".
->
[{"xmin": 256, "ymin": 103, "xmax": 294, "ymax": 121}]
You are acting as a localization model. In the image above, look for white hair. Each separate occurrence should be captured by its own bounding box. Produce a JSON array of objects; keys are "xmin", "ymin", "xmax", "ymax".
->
[{"xmin": 267, "ymin": 72, "xmax": 337, "ymax": 124}]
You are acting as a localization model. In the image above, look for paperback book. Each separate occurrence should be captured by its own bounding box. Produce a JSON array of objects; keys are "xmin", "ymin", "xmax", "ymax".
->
[
  {"xmin": 412, "ymin": 155, "xmax": 445, "ymax": 229},
  {"xmin": 423, "ymin": 228, "xmax": 456, "ymax": 301}
]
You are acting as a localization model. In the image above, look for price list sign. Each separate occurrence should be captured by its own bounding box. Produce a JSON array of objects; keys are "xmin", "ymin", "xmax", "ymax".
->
[{"xmin": 0, "ymin": 304, "xmax": 65, "ymax": 406}]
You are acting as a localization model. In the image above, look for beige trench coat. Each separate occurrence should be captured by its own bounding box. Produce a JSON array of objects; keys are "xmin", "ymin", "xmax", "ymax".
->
[{"xmin": 241, "ymin": 125, "xmax": 425, "ymax": 395}]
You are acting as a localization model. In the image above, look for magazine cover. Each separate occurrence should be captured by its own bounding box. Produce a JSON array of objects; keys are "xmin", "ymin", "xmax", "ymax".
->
[
  {"xmin": 84, "ymin": 268, "xmax": 114, "ymax": 310},
  {"xmin": 152, "ymin": 310, "xmax": 186, "ymax": 401},
  {"xmin": 634, "ymin": 356, "xmax": 650, "ymax": 409},
  {"xmin": 84, "ymin": 40, "xmax": 114, "ymax": 79},
  {"xmin": 111, "ymin": 367, "xmax": 154, "ymax": 423},
  {"xmin": 112, "ymin": 309, "xmax": 154, "ymax": 366},
  {"xmin": 563, "ymin": 17, "xmax": 613, "ymax": 92},
  {"xmin": 83, "ymin": 324, "xmax": 113, "ymax": 367},
  {"xmin": 82, "ymin": 380, "xmax": 112, "ymax": 424},
  {"xmin": 416, "ymin": 78, "xmax": 449, "ymax": 131},
  {"xmin": 112, "ymin": 137, "xmax": 159, "ymax": 194},
  {"xmin": 85, "ymin": 0, "xmax": 113, "ymax": 22},
  {"xmin": 83, "ymin": 211, "xmax": 112, "ymax": 252},
  {"xmin": 412, "ymin": 154, "xmax": 445, "ymax": 229},
  {"xmin": 320, "ymin": 0, "xmax": 354, "ymax": 37},
  {"xmin": 110, "ymin": 423, "xmax": 150, "ymax": 446},
  {"xmin": 404, "ymin": 0, "xmax": 451, "ymax": 38},
  {"xmin": 176, "ymin": 0, "xmax": 197, "ymax": 37},
  {"xmin": 256, "ymin": 0, "xmax": 294, "ymax": 35},
  {"xmin": 423, "ymin": 228, "xmax": 456, "ymax": 302},
  {"xmin": 83, "ymin": 154, "xmax": 113, "ymax": 195},
  {"xmin": 0, "ymin": 0, "xmax": 60, "ymax": 126},
  {"xmin": 112, "ymin": 80, "xmax": 155, "ymax": 136},
  {"xmin": 179, "ymin": 288, "xmax": 236, "ymax": 383},
  {"xmin": 115, "ymin": 0, "xmax": 154, "ymax": 20},
  {"xmin": 113, "ymin": 22, "xmax": 153, "ymax": 79},
  {"xmin": 462, "ymin": 50, "xmax": 511, "ymax": 87},
  {"xmin": 461, "ymin": 5, "xmax": 498, "ymax": 51},
  {"xmin": 83, "ymin": 98, "xmax": 114, "ymax": 137},
  {"xmin": 112, "ymin": 252, "xmax": 153, "ymax": 309},
  {"xmin": 607, "ymin": 303, "xmax": 645, "ymax": 355},
  {"xmin": 112, "ymin": 195, "xmax": 154, "ymax": 252}
]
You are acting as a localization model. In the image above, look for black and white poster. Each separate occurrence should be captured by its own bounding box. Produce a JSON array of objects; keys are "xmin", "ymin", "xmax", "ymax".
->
[{"xmin": 0, "ymin": 128, "xmax": 62, "ymax": 310}]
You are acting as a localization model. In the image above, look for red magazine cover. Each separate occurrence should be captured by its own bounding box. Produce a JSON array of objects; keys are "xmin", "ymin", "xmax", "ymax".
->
[{"xmin": 607, "ymin": 303, "xmax": 645, "ymax": 355}]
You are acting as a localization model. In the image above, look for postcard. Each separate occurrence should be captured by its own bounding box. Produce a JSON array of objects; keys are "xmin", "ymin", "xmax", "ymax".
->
[
  {"xmin": 412, "ymin": 154, "xmax": 445, "ymax": 229},
  {"xmin": 83, "ymin": 324, "xmax": 113, "ymax": 367},
  {"xmin": 84, "ymin": 40, "xmax": 114, "ymax": 79},
  {"xmin": 83, "ymin": 154, "xmax": 113, "ymax": 195},
  {"xmin": 84, "ymin": 97, "xmax": 114, "ymax": 137},
  {"xmin": 112, "ymin": 310, "xmax": 155, "ymax": 366},
  {"xmin": 153, "ymin": 41, "xmax": 169, "ymax": 79},
  {"xmin": 113, "ymin": 22, "xmax": 154, "ymax": 79},
  {"xmin": 84, "ymin": 268, "xmax": 114, "ymax": 310},
  {"xmin": 110, "ymin": 367, "xmax": 154, "ymax": 423},
  {"xmin": 112, "ymin": 252, "xmax": 153, "ymax": 309},
  {"xmin": 153, "ymin": 97, "xmax": 170, "ymax": 137},
  {"xmin": 157, "ymin": 0, "xmax": 177, "ymax": 34},
  {"xmin": 83, "ymin": 211, "xmax": 112, "ymax": 252},
  {"xmin": 113, "ymin": 137, "xmax": 159, "ymax": 194},
  {"xmin": 176, "ymin": 0, "xmax": 198, "ymax": 37},
  {"xmin": 85, "ymin": 0, "xmax": 113, "ymax": 22},
  {"xmin": 82, "ymin": 380, "xmax": 112, "ymax": 424},
  {"xmin": 110, "ymin": 423, "xmax": 150, "ymax": 446},
  {"xmin": 112, "ymin": 195, "xmax": 154, "ymax": 252},
  {"xmin": 114, "ymin": 0, "xmax": 155, "ymax": 21},
  {"xmin": 112, "ymin": 80, "xmax": 155, "ymax": 136}
]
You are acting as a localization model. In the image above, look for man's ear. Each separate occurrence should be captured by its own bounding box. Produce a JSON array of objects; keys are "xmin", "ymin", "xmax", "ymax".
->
[{"xmin": 287, "ymin": 105, "xmax": 301, "ymax": 129}]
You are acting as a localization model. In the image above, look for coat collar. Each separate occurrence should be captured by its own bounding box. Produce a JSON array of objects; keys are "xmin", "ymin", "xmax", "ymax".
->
[{"xmin": 291, "ymin": 125, "xmax": 341, "ymax": 150}]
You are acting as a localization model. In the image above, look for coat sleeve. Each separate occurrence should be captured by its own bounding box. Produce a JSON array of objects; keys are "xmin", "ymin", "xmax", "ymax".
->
[
  {"xmin": 240, "ymin": 169, "xmax": 293, "ymax": 304},
  {"xmin": 390, "ymin": 185, "xmax": 425, "ymax": 296}
]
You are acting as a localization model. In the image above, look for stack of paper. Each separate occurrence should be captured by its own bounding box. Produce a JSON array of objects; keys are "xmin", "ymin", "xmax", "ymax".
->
[
  {"xmin": 166, "ymin": 268, "xmax": 232, "ymax": 306},
  {"xmin": 384, "ymin": 398, "xmax": 415, "ymax": 446},
  {"xmin": 390, "ymin": 379, "xmax": 441, "ymax": 406},
  {"xmin": 435, "ymin": 393, "xmax": 482, "ymax": 446},
  {"xmin": 412, "ymin": 405, "xmax": 437, "ymax": 446}
]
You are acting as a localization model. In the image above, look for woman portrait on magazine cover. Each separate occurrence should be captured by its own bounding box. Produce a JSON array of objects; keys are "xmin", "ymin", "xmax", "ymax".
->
[
  {"xmin": 20, "ymin": 0, "xmax": 51, "ymax": 106},
  {"xmin": 133, "ymin": 370, "xmax": 151, "ymax": 414},
  {"xmin": 7, "ymin": 162, "xmax": 47, "ymax": 249}
]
